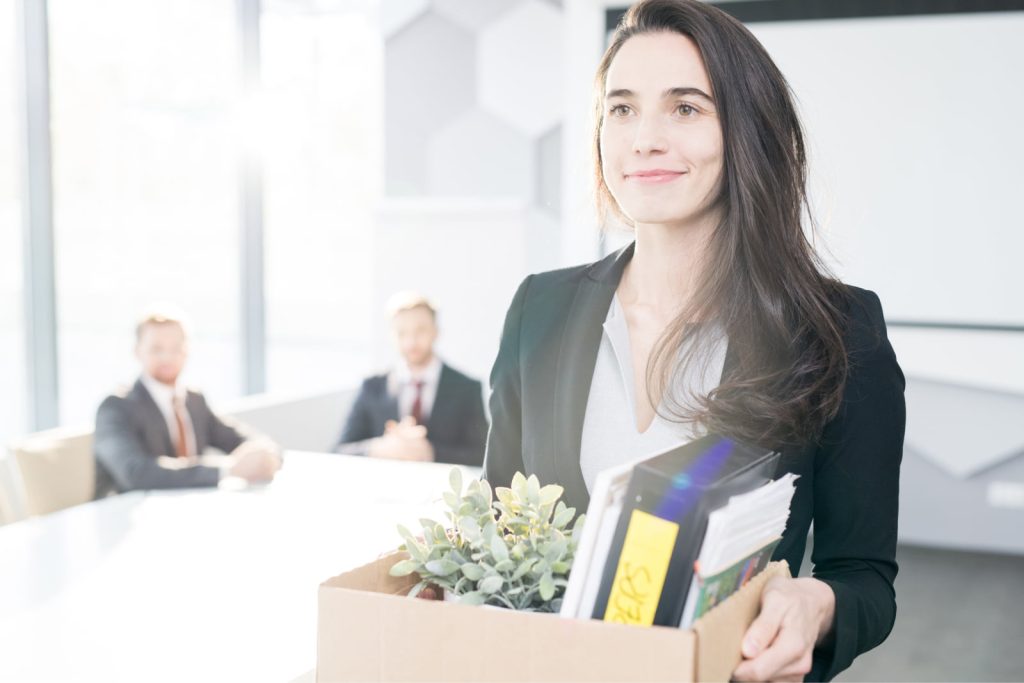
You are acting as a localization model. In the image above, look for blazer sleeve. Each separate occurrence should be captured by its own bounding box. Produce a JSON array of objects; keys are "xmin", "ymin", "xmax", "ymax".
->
[
  {"xmin": 428, "ymin": 380, "xmax": 489, "ymax": 467},
  {"xmin": 809, "ymin": 289, "xmax": 906, "ymax": 681},
  {"xmin": 197, "ymin": 393, "xmax": 248, "ymax": 454},
  {"xmin": 94, "ymin": 396, "xmax": 221, "ymax": 491},
  {"xmin": 336, "ymin": 380, "xmax": 377, "ymax": 455},
  {"xmin": 482, "ymin": 276, "xmax": 531, "ymax": 489}
]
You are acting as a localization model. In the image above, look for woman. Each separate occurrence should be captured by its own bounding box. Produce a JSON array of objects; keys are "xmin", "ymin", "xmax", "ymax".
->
[{"xmin": 482, "ymin": 1, "xmax": 905, "ymax": 681}]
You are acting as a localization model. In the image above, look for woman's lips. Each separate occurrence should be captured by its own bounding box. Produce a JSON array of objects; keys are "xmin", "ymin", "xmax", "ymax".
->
[{"xmin": 625, "ymin": 170, "xmax": 687, "ymax": 184}]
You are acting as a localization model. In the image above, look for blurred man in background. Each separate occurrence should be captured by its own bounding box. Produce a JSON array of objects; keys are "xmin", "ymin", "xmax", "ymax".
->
[
  {"xmin": 336, "ymin": 292, "xmax": 488, "ymax": 466},
  {"xmin": 93, "ymin": 309, "xmax": 282, "ymax": 496}
]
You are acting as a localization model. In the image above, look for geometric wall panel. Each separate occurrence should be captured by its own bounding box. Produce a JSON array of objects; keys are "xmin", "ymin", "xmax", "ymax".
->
[
  {"xmin": 432, "ymin": 0, "xmax": 520, "ymax": 31},
  {"xmin": 478, "ymin": 0, "xmax": 564, "ymax": 137},
  {"xmin": 385, "ymin": 11, "xmax": 476, "ymax": 195},
  {"xmin": 427, "ymin": 107, "xmax": 532, "ymax": 198}
]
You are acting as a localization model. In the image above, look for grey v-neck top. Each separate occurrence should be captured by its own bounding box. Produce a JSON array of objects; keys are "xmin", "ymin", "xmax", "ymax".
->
[{"xmin": 578, "ymin": 293, "xmax": 729, "ymax": 493}]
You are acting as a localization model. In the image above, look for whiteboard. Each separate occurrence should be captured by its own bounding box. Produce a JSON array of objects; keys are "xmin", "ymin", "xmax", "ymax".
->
[{"xmin": 748, "ymin": 13, "xmax": 1024, "ymax": 327}]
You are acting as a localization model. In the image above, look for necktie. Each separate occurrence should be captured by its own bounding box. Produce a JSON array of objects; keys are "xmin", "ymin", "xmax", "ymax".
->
[
  {"xmin": 410, "ymin": 380, "xmax": 425, "ymax": 425},
  {"xmin": 173, "ymin": 396, "xmax": 190, "ymax": 458}
]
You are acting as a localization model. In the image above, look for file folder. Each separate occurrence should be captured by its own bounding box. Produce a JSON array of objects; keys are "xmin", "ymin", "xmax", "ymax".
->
[{"xmin": 591, "ymin": 434, "xmax": 780, "ymax": 627}]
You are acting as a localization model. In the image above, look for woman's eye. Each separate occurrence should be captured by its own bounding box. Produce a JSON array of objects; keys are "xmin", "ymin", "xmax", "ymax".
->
[
  {"xmin": 677, "ymin": 103, "xmax": 698, "ymax": 117},
  {"xmin": 609, "ymin": 104, "xmax": 631, "ymax": 116}
]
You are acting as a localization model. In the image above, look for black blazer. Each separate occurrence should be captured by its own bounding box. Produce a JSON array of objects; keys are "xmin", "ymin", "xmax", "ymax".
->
[
  {"xmin": 336, "ymin": 363, "xmax": 489, "ymax": 467},
  {"xmin": 483, "ymin": 243, "xmax": 905, "ymax": 682},
  {"xmin": 94, "ymin": 378, "xmax": 249, "ymax": 496}
]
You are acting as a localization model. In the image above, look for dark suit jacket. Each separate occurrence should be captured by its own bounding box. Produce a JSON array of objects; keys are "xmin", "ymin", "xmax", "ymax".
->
[
  {"xmin": 336, "ymin": 363, "xmax": 488, "ymax": 467},
  {"xmin": 483, "ymin": 243, "xmax": 905, "ymax": 682},
  {"xmin": 94, "ymin": 379, "xmax": 249, "ymax": 496}
]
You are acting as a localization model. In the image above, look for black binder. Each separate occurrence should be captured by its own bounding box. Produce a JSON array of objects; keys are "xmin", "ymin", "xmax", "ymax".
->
[{"xmin": 591, "ymin": 433, "xmax": 780, "ymax": 626}]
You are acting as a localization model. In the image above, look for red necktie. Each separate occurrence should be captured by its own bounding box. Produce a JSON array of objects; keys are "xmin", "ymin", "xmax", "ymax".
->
[
  {"xmin": 410, "ymin": 380, "xmax": 425, "ymax": 425},
  {"xmin": 173, "ymin": 397, "xmax": 190, "ymax": 458}
]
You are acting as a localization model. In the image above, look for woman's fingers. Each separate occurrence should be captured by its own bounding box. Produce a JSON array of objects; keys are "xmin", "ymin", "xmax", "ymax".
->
[
  {"xmin": 734, "ymin": 627, "xmax": 807, "ymax": 681},
  {"xmin": 741, "ymin": 579, "xmax": 788, "ymax": 658},
  {"xmin": 734, "ymin": 577, "xmax": 818, "ymax": 682}
]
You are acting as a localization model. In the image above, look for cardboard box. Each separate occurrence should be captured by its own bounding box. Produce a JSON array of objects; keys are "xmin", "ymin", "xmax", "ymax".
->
[{"xmin": 317, "ymin": 552, "xmax": 789, "ymax": 682}]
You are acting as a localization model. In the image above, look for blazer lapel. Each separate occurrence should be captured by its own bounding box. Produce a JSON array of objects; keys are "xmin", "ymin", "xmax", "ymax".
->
[
  {"xmin": 132, "ymin": 378, "xmax": 175, "ymax": 457},
  {"xmin": 424, "ymin": 364, "xmax": 451, "ymax": 430},
  {"xmin": 552, "ymin": 243, "xmax": 634, "ymax": 507}
]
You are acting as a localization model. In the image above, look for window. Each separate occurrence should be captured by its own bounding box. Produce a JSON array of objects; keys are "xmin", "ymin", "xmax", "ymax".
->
[
  {"xmin": 0, "ymin": 2, "xmax": 25, "ymax": 446},
  {"xmin": 261, "ymin": 5, "xmax": 382, "ymax": 395},
  {"xmin": 49, "ymin": 0, "xmax": 242, "ymax": 425}
]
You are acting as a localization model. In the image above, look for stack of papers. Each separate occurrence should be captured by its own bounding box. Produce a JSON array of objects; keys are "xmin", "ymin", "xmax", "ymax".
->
[{"xmin": 678, "ymin": 473, "xmax": 799, "ymax": 627}]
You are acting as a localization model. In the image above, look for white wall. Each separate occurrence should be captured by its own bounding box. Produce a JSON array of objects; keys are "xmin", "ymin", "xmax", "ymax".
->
[
  {"xmin": 748, "ymin": 13, "xmax": 1024, "ymax": 392},
  {"xmin": 371, "ymin": 199, "xmax": 559, "ymax": 384}
]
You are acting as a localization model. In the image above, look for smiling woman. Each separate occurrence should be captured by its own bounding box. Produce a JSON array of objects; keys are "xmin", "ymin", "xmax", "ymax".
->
[
  {"xmin": 599, "ymin": 34, "xmax": 723, "ymax": 234},
  {"xmin": 483, "ymin": 1, "xmax": 905, "ymax": 681}
]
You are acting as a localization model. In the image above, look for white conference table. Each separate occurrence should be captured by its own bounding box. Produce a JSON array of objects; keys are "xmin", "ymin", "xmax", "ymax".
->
[{"xmin": 0, "ymin": 452, "xmax": 478, "ymax": 682}]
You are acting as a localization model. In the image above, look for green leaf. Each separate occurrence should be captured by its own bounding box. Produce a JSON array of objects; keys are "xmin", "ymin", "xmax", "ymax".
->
[
  {"xmin": 424, "ymin": 559, "xmax": 460, "ymax": 576},
  {"xmin": 490, "ymin": 534, "xmax": 509, "ymax": 563},
  {"xmin": 449, "ymin": 467, "xmax": 463, "ymax": 496},
  {"xmin": 389, "ymin": 559, "xmax": 421, "ymax": 577},
  {"xmin": 539, "ymin": 570, "xmax": 555, "ymax": 601},
  {"xmin": 442, "ymin": 491, "xmax": 460, "ymax": 510},
  {"xmin": 494, "ymin": 559, "xmax": 516, "ymax": 573},
  {"xmin": 495, "ymin": 487, "xmax": 514, "ymax": 506},
  {"xmin": 397, "ymin": 524, "xmax": 416, "ymax": 544},
  {"xmin": 511, "ymin": 472, "xmax": 527, "ymax": 500},
  {"xmin": 406, "ymin": 543, "xmax": 427, "ymax": 562},
  {"xmin": 552, "ymin": 506, "xmax": 575, "ymax": 529},
  {"xmin": 460, "ymin": 563, "xmax": 485, "ymax": 581},
  {"xmin": 458, "ymin": 516, "xmax": 481, "ymax": 542},
  {"xmin": 539, "ymin": 484, "xmax": 563, "ymax": 506},
  {"xmin": 458, "ymin": 591, "xmax": 486, "ymax": 606},
  {"xmin": 526, "ymin": 475, "xmax": 541, "ymax": 505},
  {"xmin": 511, "ymin": 558, "xmax": 536, "ymax": 581},
  {"xmin": 478, "ymin": 575, "xmax": 504, "ymax": 594}
]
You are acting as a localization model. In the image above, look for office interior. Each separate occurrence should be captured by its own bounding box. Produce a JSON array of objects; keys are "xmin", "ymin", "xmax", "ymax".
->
[{"xmin": 1, "ymin": 1, "xmax": 1022, "ymax": 681}]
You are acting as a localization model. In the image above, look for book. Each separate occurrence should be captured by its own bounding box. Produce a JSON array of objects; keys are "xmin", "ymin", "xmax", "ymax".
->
[
  {"xmin": 590, "ymin": 434, "xmax": 781, "ymax": 627},
  {"xmin": 559, "ymin": 456, "xmax": 638, "ymax": 620},
  {"xmin": 679, "ymin": 537, "xmax": 781, "ymax": 627}
]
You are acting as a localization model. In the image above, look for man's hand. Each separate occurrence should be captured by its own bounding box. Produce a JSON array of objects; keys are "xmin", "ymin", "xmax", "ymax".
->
[
  {"xmin": 226, "ymin": 445, "xmax": 283, "ymax": 483},
  {"xmin": 732, "ymin": 576, "xmax": 835, "ymax": 682},
  {"xmin": 368, "ymin": 417, "xmax": 434, "ymax": 462}
]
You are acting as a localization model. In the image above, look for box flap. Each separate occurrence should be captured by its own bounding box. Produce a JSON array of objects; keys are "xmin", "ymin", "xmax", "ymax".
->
[
  {"xmin": 692, "ymin": 560, "xmax": 790, "ymax": 683},
  {"xmin": 320, "ymin": 551, "xmax": 418, "ymax": 596}
]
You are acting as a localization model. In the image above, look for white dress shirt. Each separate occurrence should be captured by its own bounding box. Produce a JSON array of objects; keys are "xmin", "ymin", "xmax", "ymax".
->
[
  {"xmin": 388, "ymin": 355, "xmax": 444, "ymax": 423},
  {"xmin": 140, "ymin": 374, "xmax": 197, "ymax": 457},
  {"xmin": 578, "ymin": 294, "xmax": 728, "ymax": 493}
]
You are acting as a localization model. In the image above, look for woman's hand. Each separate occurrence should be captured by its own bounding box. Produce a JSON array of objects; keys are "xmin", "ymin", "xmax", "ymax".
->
[{"xmin": 732, "ymin": 576, "xmax": 835, "ymax": 682}]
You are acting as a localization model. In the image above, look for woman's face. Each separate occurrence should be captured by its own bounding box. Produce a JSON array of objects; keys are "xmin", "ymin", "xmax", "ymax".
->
[{"xmin": 600, "ymin": 31, "xmax": 723, "ymax": 229}]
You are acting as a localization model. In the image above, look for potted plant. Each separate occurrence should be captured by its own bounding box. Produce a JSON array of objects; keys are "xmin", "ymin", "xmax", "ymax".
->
[{"xmin": 389, "ymin": 468, "xmax": 586, "ymax": 612}]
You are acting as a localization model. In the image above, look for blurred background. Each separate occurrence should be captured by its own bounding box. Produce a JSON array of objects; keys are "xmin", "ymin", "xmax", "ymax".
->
[{"xmin": 1, "ymin": 1, "xmax": 1023, "ymax": 680}]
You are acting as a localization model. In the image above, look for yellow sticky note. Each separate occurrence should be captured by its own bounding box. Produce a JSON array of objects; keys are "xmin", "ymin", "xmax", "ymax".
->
[{"xmin": 603, "ymin": 509, "xmax": 678, "ymax": 626}]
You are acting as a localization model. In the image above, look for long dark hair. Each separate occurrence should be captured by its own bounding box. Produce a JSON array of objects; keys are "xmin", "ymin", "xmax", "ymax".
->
[{"xmin": 593, "ymin": 0, "xmax": 848, "ymax": 447}]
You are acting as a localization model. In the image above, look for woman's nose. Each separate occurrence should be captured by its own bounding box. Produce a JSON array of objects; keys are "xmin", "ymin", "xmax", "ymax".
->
[{"xmin": 632, "ymin": 116, "xmax": 669, "ymax": 155}]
